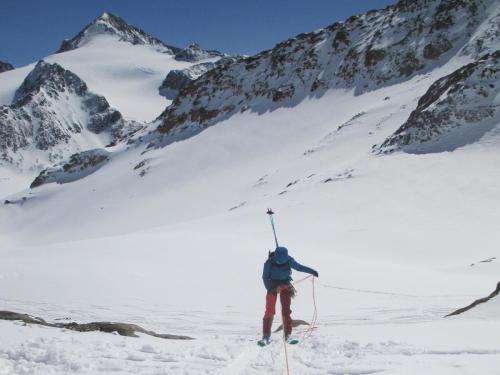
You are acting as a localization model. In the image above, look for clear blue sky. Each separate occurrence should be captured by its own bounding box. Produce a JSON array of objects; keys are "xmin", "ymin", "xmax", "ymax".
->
[{"xmin": 1, "ymin": 0, "xmax": 397, "ymax": 67}]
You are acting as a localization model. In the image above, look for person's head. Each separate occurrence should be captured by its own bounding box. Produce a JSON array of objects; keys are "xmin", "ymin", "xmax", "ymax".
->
[{"xmin": 274, "ymin": 246, "xmax": 289, "ymax": 264}]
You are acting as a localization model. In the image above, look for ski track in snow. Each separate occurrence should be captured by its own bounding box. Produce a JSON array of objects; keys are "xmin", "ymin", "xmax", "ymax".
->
[
  {"xmin": 1, "ymin": 283, "xmax": 500, "ymax": 375},
  {"xmin": 1, "ymin": 319, "xmax": 500, "ymax": 375}
]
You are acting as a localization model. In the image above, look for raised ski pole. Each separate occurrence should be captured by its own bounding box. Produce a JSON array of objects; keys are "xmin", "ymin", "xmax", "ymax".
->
[{"xmin": 267, "ymin": 208, "xmax": 279, "ymax": 248}]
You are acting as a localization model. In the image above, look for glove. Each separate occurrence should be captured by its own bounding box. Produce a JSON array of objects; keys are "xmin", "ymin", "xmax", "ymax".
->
[{"xmin": 312, "ymin": 270, "xmax": 319, "ymax": 278}]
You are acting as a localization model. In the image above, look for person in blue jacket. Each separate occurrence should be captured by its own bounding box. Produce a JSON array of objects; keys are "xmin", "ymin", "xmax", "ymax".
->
[{"xmin": 260, "ymin": 246, "xmax": 318, "ymax": 344}]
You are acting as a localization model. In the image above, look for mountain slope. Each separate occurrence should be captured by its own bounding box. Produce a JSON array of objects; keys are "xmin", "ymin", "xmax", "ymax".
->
[
  {"xmin": 380, "ymin": 50, "xmax": 500, "ymax": 153},
  {"xmin": 0, "ymin": 13, "xmax": 224, "ymax": 123},
  {"xmin": 0, "ymin": 61, "xmax": 130, "ymax": 170},
  {"xmin": 154, "ymin": 0, "xmax": 499, "ymax": 144}
]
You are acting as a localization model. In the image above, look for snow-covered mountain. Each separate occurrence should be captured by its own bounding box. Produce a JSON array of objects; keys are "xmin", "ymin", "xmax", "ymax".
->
[
  {"xmin": 0, "ymin": 12, "xmax": 225, "ymax": 171},
  {"xmin": 0, "ymin": 61, "xmax": 14, "ymax": 73},
  {"xmin": 154, "ymin": 0, "xmax": 500, "ymax": 143},
  {"xmin": 0, "ymin": 60, "xmax": 134, "ymax": 170}
]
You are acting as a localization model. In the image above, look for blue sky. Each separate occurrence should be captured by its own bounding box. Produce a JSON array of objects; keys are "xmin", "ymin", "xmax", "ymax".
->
[{"xmin": 1, "ymin": 0, "xmax": 397, "ymax": 67}]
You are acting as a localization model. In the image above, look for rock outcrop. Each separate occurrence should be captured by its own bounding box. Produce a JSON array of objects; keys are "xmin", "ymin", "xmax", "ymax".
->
[
  {"xmin": 174, "ymin": 43, "xmax": 224, "ymax": 62},
  {"xmin": 159, "ymin": 57, "xmax": 237, "ymax": 99},
  {"xmin": 379, "ymin": 50, "xmax": 500, "ymax": 153},
  {"xmin": 0, "ymin": 310, "xmax": 193, "ymax": 340},
  {"xmin": 0, "ymin": 61, "xmax": 14, "ymax": 73},
  {"xmin": 445, "ymin": 281, "xmax": 500, "ymax": 317},
  {"xmin": 30, "ymin": 149, "xmax": 111, "ymax": 188}
]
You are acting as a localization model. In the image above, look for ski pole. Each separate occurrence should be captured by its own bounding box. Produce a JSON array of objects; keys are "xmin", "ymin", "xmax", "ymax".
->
[{"xmin": 267, "ymin": 208, "xmax": 279, "ymax": 248}]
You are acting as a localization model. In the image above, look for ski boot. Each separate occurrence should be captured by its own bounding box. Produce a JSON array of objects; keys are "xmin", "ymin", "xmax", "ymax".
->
[{"xmin": 257, "ymin": 335, "xmax": 271, "ymax": 347}]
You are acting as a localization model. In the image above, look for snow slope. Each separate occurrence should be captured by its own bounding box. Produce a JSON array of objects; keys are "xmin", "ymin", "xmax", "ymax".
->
[{"xmin": 1, "ymin": 54, "xmax": 499, "ymax": 373}]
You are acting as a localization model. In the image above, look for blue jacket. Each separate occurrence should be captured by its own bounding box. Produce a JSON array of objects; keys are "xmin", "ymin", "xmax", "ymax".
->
[{"xmin": 262, "ymin": 246, "xmax": 316, "ymax": 291}]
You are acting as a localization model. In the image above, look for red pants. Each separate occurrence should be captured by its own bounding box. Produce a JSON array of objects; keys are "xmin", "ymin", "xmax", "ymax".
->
[{"xmin": 262, "ymin": 286, "xmax": 292, "ymax": 337}]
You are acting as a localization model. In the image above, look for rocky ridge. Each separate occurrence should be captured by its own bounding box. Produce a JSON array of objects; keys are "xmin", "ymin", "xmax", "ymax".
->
[
  {"xmin": 159, "ymin": 57, "xmax": 238, "ymax": 99},
  {"xmin": 0, "ymin": 60, "xmax": 137, "ymax": 169},
  {"xmin": 0, "ymin": 61, "xmax": 14, "ymax": 73},
  {"xmin": 154, "ymin": 0, "xmax": 499, "ymax": 145},
  {"xmin": 30, "ymin": 149, "xmax": 111, "ymax": 188},
  {"xmin": 57, "ymin": 12, "xmax": 178, "ymax": 54},
  {"xmin": 174, "ymin": 43, "xmax": 225, "ymax": 62},
  {"xmin": 379, "ymin": 50, "xmax": 500, "ymax": 153}
]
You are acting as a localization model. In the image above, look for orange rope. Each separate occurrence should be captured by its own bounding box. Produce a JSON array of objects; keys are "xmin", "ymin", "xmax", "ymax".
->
[
  {"xmin": 277, "ymin": 275, "xmax": 318, "ymax": 374},
  {"xmin": 302, "ymin": 276, "xmax": 317, "ymax": 340},
  {"xmin": 277, "ymin": 287, "xmax": 291, "ymax": 375}
]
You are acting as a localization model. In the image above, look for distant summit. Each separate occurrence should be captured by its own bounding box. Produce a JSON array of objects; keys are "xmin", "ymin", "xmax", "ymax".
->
[
  {"xmin": 56, "ymin": 12, "xmax": 226, "ymax": 62},
  {"xmin": 57, "ymin": 12, "xmax": 178, "ymax": 54}
]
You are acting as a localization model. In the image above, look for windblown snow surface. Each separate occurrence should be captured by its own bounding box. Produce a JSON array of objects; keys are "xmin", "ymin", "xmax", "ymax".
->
[{"xmin": 1, "ymin": 55, "xmax": 500, "ymax": 374}]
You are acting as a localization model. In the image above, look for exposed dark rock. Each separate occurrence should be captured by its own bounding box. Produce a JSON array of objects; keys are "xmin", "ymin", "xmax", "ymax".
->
[
  {"xmin": 0, "ymin": 310, "xmax": 193, "ymax": 340},
  {"xmin": 423, "ymin": 38, "xmax": 453, "ymax": 59},
  {"xmin": 445, "ymin": 281, "xmax": 500, "ymax": 317},
  {"xmin": 0, "ymin": 61, "xmax": 14, "ymax": 73},
  {"xmin": 470, "ymin": 257, "xmax": 496, "ymax": 266},
  {"xmin": 159, "ymin": 56, "xmax": 239, "ymax": 100},
  {"xmin": 229, "ymin": 201, "xmax": 247, "ymax": 211},
  {"xmin": 285, "ymin": 180, "xmax": 299, "ymax": 188},
  {"xmin": 159, "ymin": 62, "xmax": 217, "ymax": 99},
  {"xmin": 174, "ymin": 43, "xmax": 224, "ymax": 62},
  {"xmin": 365, "ymin": 47, "xmax": 386, "ymax": 67},
  {"xmin": 272, "ymin": 84, "xmax": 295, "ymax": 102},
  {"xmin": 30, "ymin": 149, "xmax": 110, "ymax": 188}
]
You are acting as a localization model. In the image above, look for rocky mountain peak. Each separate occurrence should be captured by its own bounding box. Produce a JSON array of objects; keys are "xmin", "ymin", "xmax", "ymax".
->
[
  {"xmin": 13, "ymin": 60, "xmax": 87, "ymax": 106},
  {"xmin": 0, "ymin": 61, "xmax": 14, "ymax": 73},
  {"xmin": 0, "ymin": 61, "xmax": 132, "ymax": 169},
  {"xmin": 57, "ymin": 12, "xmax": 177, "ymax": 54},
  {"xmin": 174, "ymin": 42, "xmax": 225, "ymax": 62}
]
